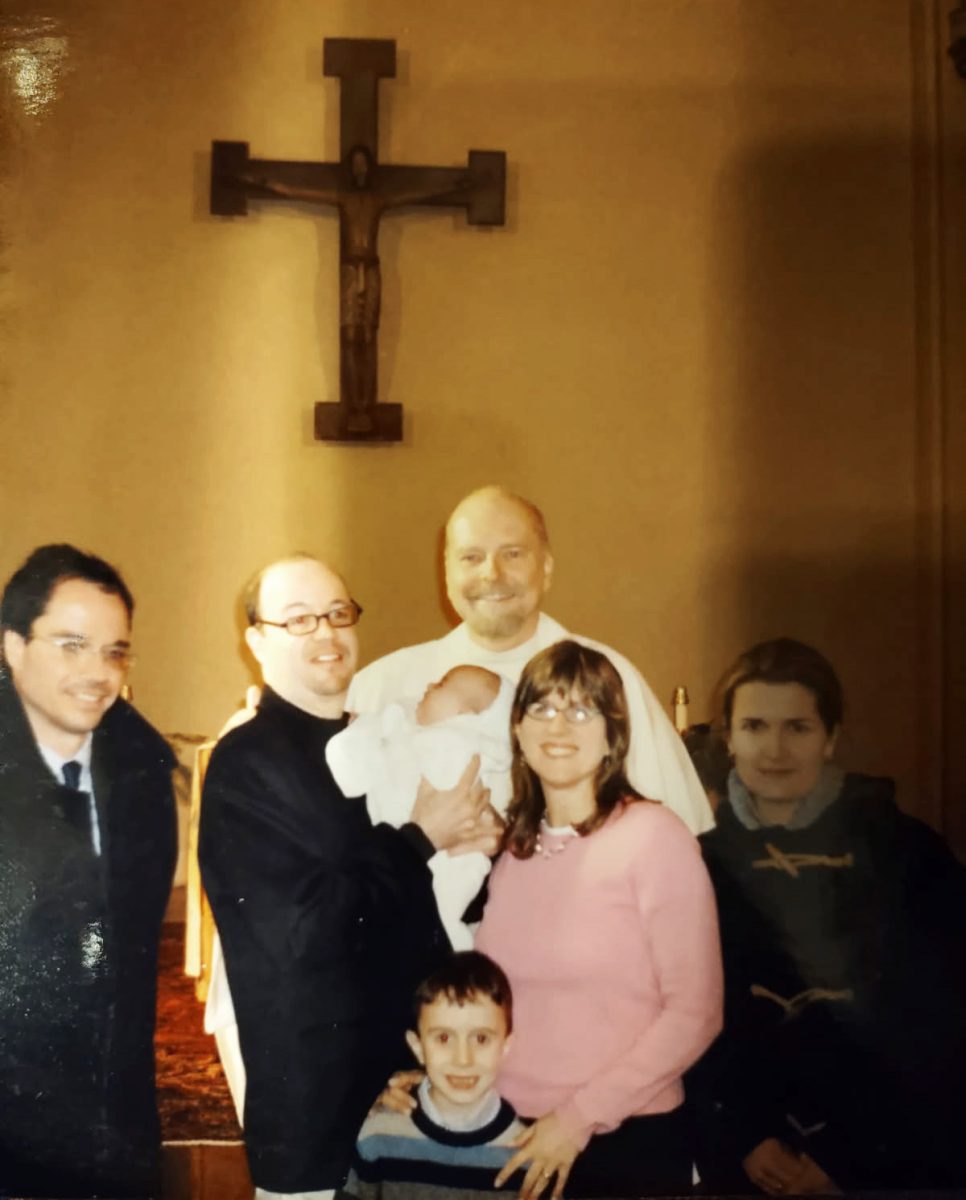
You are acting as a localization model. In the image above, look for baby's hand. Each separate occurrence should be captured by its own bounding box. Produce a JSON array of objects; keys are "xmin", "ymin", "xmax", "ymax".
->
[{"xmin": 371, "ymin": 1068, "xmax": 423, "ymax": 1115}]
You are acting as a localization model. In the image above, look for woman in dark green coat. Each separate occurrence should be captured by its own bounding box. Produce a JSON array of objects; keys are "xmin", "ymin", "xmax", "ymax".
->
[{"xmin": 694, "ymin": 638, "xmax": 966, "ymax": 1195}]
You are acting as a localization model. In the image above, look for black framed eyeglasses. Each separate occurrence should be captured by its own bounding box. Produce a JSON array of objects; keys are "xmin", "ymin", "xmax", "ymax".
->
[{"xmin": 254, "ymin": 601, "xmax": 363, "ymax": 636}]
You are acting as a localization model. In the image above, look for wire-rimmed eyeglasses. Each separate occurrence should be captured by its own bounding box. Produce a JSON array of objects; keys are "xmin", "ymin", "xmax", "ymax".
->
[
  {"xmin": 30, "ymin": 634, "xmax": 135, "ymax": 670},
  {"xmin": 523, "ymin": 699, "xmax": 601, "ymax": 725},
  {"xmin": 254, "ymin": 601, "xmax": 363, "ymax": 636}
]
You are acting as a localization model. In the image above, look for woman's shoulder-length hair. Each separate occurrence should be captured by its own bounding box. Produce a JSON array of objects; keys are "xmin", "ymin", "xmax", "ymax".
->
[
  {"xmin": 504, "ymin": 639, "xmax": 648, "ymax": 859},
  {"xmin": 713, "ymin": 636, "xmax": 844, "ymax": 735}
]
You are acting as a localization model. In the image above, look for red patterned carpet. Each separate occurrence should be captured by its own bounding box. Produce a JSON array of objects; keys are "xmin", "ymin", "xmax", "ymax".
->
[{"xmin": 155, "ymin": 925, "xmax": 243, "ymax": 1143}]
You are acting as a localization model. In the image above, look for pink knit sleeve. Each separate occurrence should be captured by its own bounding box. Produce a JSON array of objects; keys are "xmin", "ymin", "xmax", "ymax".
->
[{"xmin": 555, "ymin": 808, "xmax": 723, "ymax": 1146}]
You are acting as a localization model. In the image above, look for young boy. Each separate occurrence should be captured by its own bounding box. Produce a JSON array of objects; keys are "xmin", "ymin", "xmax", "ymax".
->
[
  {"xmin": 326, "ymin": 666, "xmax": 513, "ymax": 949},
  {"xmin": 341, "ymin": 952, "xmax": 526, "ymax": 1198}
]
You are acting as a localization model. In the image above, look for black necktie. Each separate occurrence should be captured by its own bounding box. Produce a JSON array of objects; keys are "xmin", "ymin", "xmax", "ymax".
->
[{"xmin": 59, "ymin": 759, "xmax": 94, "ymax": 844}]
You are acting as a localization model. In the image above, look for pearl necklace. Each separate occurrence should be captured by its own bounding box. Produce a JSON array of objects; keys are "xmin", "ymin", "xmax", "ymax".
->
[{"xmin": 534, "ymin": 818, "xmax": 579, "ymax": 859}]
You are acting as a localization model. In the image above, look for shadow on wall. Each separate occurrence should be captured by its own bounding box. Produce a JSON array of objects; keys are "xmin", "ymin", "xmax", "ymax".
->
[
  {"xmin": 704, "ymin": 131, "xmax": 950, "ymax": 837},
  {"xmin": 703, "ymin": 542, "xmax": 928, "ymax": 815}
]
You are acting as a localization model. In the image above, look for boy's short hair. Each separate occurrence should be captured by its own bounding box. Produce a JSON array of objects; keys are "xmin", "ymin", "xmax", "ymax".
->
[{"xmin": 413, "ymin": 951, "xmax": 513, "ymax": 1034}]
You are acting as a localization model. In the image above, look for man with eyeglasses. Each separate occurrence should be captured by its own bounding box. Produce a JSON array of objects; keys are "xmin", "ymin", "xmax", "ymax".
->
[
  {"xmin": 199, "ymin": 554, "xmax": 494, "ymax": 1200},
  {"xmin": 0, "ymin": 543, "xmax": 176, "ymax": 1199},
  {"xmin": 349, "ymin": 485, "xmax": 713, "ymax": 835}
]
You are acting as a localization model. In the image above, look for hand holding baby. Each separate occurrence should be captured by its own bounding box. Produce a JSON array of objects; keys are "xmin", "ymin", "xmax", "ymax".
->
[{"xmin": 412, "ymin": 755, "xmax": 492, "ymax": 852}]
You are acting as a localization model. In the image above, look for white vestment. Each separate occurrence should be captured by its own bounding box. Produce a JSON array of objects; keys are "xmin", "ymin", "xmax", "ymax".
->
[
  {"xmin": 348, "ymin": 613, "xmax": 713, "ymax": 835},
  {"xmin": 326, "ymin": 679, "xmax": 514, "ymax": 950}
]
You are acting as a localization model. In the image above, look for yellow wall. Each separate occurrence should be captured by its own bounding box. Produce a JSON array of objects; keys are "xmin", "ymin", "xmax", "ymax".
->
[{"xmin": 0, "ymin": 1, "xmax": 959, "ymax": 829}]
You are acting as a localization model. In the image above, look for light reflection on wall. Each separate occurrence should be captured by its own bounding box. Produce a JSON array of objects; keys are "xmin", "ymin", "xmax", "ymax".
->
[{"xmin": 1, "ymin": 20, "xmax": 69, "ymax": 119}]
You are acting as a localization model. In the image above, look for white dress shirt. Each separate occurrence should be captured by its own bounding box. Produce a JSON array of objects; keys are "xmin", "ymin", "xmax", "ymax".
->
[{"xmin": 38, "ymin": 733, "xmax": 101, "ymax": 855}]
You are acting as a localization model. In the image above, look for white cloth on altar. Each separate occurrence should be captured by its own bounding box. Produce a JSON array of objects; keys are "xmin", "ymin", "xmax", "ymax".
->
[
  {"xmin": 202, "ymin": 695, "xmax": 263, "ymax": 1123},
  {"xmin": 203, "ymin": 931, "xmax": 236, "ymax": 1033},
  {"xmin": 326, "ymin": 681, "xmax": 513, "ymax": 950},
  {"xmin": 203, "ymin": 907, "xmax": 246, "ymax": 1124},
  {"xmin": 348, "ymin": 613, "xmax": 713, "ymax": 836}
]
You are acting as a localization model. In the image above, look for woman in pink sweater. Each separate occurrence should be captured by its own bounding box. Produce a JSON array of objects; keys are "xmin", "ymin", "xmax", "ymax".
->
[{"xmin": 476, "ymin": 640, "xmax": 722, "ymax": 1199}]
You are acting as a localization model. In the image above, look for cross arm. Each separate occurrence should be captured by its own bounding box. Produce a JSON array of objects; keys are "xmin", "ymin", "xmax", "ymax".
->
[
  {"xmin": 210, "ymin": 141, "xmax": 344, "ymax": 216},
  {"xmin": 378, "ymin": 150, "xmax": 506, "ymax": 226}
]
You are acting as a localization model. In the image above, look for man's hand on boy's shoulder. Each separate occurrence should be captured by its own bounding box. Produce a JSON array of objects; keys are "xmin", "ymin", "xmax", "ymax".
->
[{"xmin": 371, "ymin": 1068, "xmax": 423, "ymax": 1116}]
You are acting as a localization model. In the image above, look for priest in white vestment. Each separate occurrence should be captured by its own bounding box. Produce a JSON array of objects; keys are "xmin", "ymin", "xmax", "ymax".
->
[{"xmin": 349, "ymin": 485, "xmax": 713, "ymax": 835}]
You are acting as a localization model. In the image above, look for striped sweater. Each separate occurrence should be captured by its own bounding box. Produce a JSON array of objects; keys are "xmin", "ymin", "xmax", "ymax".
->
[{"xmin": 341, "ymin": 1094, "xmax": 526, "ymax": 1199}]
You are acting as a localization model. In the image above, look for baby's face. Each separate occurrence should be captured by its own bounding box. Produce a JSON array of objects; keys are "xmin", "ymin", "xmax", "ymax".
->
[
  {"xmin": 405, "ymin": 993, "xmax": 510, "ymax": 1113},
  {"xmin": 415, "ymin": 667, "xmax": 498, "ymax": 726},
  {"xmin": 416, "ymin": 675, "xmax": 478, "ymax": 725}
]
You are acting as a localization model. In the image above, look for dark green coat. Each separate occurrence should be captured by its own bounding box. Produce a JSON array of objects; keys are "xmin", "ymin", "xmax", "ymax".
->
[{"xmin": 693, "ymin": 773, "xmax": 966, "ymax": 1190}]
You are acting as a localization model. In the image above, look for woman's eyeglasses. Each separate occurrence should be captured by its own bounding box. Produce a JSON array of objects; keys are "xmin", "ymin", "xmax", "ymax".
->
[{"xmin": 524, "ymin": 700, "xmax": 600, "ymax": 725}]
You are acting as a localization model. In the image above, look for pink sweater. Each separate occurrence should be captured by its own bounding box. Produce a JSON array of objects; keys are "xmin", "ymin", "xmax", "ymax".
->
[{"xmin": 476, "ymin": 800, "xmax": 723, "ymax": 1149}]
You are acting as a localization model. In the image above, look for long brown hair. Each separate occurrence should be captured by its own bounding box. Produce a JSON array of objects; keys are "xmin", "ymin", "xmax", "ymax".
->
[{"xmin": 504, "ymin": 640, "xmax": 646, "ymax": 858}]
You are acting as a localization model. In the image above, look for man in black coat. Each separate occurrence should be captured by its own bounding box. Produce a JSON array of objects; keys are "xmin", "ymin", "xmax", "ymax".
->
[
  {"xmin": 0, "ymin": 543, "xmax": 177, "ymax": 1199},
  {"xmin": 199, "ymin": 554, "xmax": 494, "ymax": 1200}
]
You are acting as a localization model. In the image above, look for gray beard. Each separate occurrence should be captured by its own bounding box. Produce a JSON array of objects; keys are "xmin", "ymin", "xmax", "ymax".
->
[{"xmin": 465, "ymin": 607, "xmax": 529, "ymax": 642}]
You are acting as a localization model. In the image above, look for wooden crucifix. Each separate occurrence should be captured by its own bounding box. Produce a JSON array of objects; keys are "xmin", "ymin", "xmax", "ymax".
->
[{"xmin": 210, "ymin": 38, "xmax": 506, "ymax": 443}]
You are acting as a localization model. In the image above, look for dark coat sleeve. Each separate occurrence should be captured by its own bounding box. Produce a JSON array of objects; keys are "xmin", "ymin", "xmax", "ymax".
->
[
  {"xmin": 200, "ymin": 730, "xmax": 443, "ymax": 993},
  {"xmin": 693, "ymin": 790, "xmax": 966, "ymax": 1191},
  {"xmin": 198, "ymin": 717, "xmax": 448, "ymax": 1192},
  {"xmin": 877, "ymin": 811, "xmax": 966, "ymax": 1096},
  {"xmin": 688, "ymin": 844, "xmax": 784, "ymax": 1176},
  {"xmin": 0, "ymin": 694, "xmax": 176, "ymax": 1199}
]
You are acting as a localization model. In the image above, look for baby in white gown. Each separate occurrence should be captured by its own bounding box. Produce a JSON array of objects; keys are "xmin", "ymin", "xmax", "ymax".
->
[{"xmin": 326, "ymin": 665, "xmax": 513, "ymax": 950}]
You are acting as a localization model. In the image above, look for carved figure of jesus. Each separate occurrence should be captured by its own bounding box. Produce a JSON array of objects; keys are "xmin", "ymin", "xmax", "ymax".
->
[{"xmin": 247, "ymin": 146, "xmax": 468, "ymax": 433}]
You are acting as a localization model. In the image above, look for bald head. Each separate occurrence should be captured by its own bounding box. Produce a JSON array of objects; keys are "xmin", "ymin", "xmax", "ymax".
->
[
  {"xmin": 243, "ymin": 555, "xmax": 358, "ymax": 718},
  {"xmin": 243, "ymin": 554, "xmax": 348, "ymax": 627},
  {"xmin": 444, "ymin": 487, "xmax": 550, "ymax": 555},
  {"xmin": 444, "ymin": 487, "xmax": 554, "ymax": 651}
]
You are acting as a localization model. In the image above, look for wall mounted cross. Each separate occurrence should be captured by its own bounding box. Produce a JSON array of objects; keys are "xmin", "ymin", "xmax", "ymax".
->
[{"xmin": 210, "ymin": 38, "xmax": 506, "ymax": 442}]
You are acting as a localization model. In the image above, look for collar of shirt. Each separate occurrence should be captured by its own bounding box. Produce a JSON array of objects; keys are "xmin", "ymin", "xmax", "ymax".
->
[
  {"xmin": 38, "ymin": 732, "xmax": 94, "ymax": 793},
  {"xmin": 726, "ymin": 763, "xmax": 845, "ymax": 832},
  {"xmin": 38, "ymin": 734, "xmax": 101, "ymax": 855},
  {"xmin": 417, "ymin": 1075, "xmax": 502, "ymax": 1133}
]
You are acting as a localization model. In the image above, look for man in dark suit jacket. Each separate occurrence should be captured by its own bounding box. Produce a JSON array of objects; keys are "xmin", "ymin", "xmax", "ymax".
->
[
  {"xmin": 0, "ymin": 543, "xmax": 176, "ymax": 1199},
  {"xmin": 199, "ymin": 554, "xmax": 494, "ymax": 1200}
]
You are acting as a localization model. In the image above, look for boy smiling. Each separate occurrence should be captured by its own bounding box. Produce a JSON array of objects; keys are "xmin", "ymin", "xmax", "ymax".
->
[{"xmin": 344, "ymin": 953, "xmax": 525, "ymax": 1197}]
